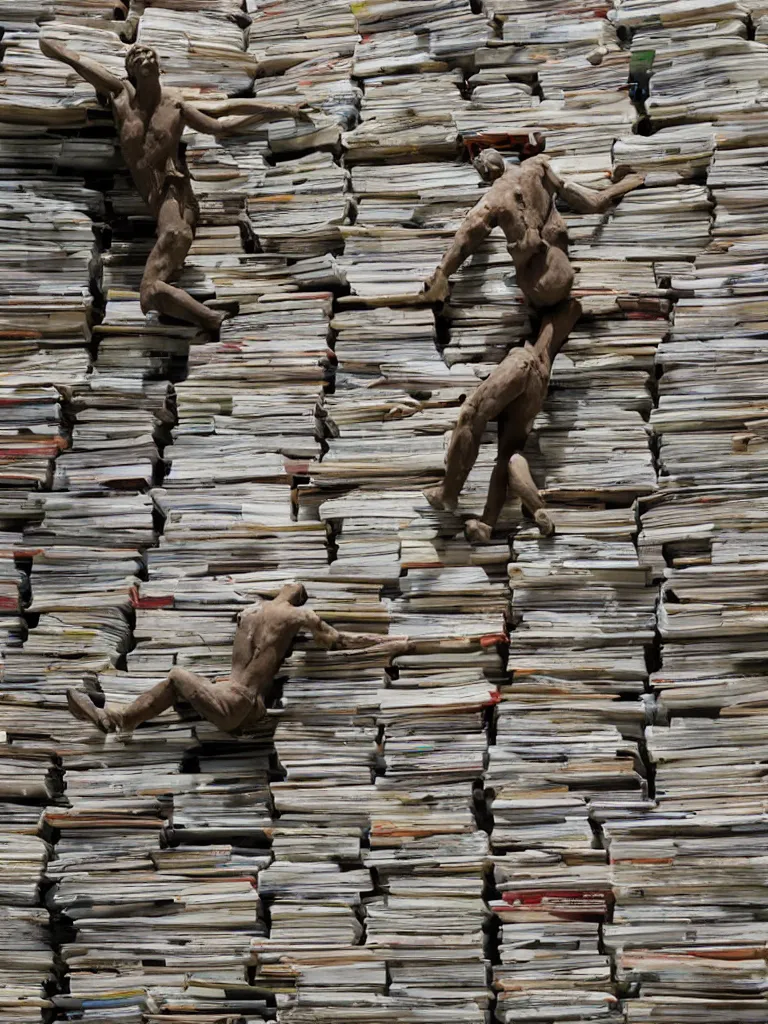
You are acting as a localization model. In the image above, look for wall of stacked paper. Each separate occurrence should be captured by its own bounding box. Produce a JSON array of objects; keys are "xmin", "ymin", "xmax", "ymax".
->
[{"xmin": 0, "ymin": 0, "xmax": 765, "ymax": 1019}]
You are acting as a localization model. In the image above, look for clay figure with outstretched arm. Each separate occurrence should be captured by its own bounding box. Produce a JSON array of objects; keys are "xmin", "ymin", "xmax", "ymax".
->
[
  {"xmin": 37, "ymin": 38, "xmax": 313, "ymax": 332},
  {"xmin": 423, "ymin": 148, "xmax": 645, "ymax": 309},
  {"xmin": 67, "ymin": 583, "xmax": 411, "ymax": 735},
  {"xmin": 424, "ymin": 299, "xmax": 581, "ymax": 538}
]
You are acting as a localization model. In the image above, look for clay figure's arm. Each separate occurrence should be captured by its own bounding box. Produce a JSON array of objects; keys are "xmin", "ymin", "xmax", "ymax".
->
[
  {"xmin": 39, "ymin": 37, "xmax": 124, "ymax": 96},
  {"xmin": 296, "ymin": 610, "xmax": 401, "ymax": 651},
  {"xmin": 182, "ymin": 99, "xmax": 313, "ymax": 136},
  {"xmin": 295, "ymin": 608, "xmax": 344, "ymax": 650},
  {"xmin": 542, "ymin": 160, "xmax": 645, "ymax": 215},
  {"xmin": 424, "ymin": 197, "xmax": 497, "ymax": 302}
]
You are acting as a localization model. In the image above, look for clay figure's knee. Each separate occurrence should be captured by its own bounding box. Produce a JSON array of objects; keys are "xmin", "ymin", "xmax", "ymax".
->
[
  {"xmin": 139, "ymin": 277, "xmax": 161, "ymax": 315},
  {"xmin": 166, "ymin": 665, "xmax": 206, "ymax": 702},
  {"xmin": 161, "ymin": 221, "xmax": 194, "ymax": 258},
  {"xmin": 456, "ymin": 394, "xmax": 489, "ymax": 441}
]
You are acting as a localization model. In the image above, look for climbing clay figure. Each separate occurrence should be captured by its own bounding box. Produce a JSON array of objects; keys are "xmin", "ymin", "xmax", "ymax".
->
[
  {"xmin": 422, "ymin": 143, "xmax": 644, "ymax": 533},
  {"xmin": 67, "ymin": 584, "xmax": 411, "ymax": 735},
  {"xmin": 38, "ymin": 38, "xmax": 313, "ymax": 332},
  {"xmin": 425, "ymin": 299, "xmax": 581, "ymax": 538},
  {"xmin": 423, "ymin": 146, "xmax": 645, "ymax": 309}
]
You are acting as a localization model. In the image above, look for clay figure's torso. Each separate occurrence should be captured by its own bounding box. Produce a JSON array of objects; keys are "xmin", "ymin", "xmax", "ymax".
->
[
  {"xmin": 490, "ymin": 156, "xmax": 569, "ymax": 257},
  {"xmin": 478, "ymin": 157, "xmax": 574, "ymax": 309},
  {"xmin": 111, "ymin": 83, "xmax": 189, "ymax": 214},
  {"xmin": 229, "ymin": 601, "xmax": 301, "ymax": 696}
]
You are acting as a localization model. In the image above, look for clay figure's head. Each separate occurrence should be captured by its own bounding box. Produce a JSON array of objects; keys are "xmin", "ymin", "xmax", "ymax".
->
[
  {"xmin": 277, "ymin": 582, "xmax": 308, "ymax": 606},
  {"xmin": 125, "ymin": 44, "xmax": 159, "ymax": 85},
  {"xmin": 472, "ymin": 148, "xmax": 507, "ymax": 183}
]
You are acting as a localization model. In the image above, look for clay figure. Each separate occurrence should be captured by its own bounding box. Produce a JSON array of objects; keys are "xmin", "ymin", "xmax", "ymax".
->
[
  {"xmin": 425, "ymin": 299, "xmax": 581, "ymax": 540},
  {"xmin": 38, "ymin": 38, "xmax": 313, "ymax": 332},
  {"xmin": 422, "ymin": 146, "xmax": 645, "ymax": 534},
  {"xmin": 423, "ymin": 147, "xmax": 645, "ymax": 309},
  {"xmin": 67, "ymin": 584, "xmax": 410, "ymax": 735}
]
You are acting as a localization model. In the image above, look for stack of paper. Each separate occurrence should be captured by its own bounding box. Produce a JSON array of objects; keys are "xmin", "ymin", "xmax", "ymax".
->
[
  {"xmin": 247, "ymin": 0, "xmax": 361, "ymax": 152},
  {"xmin": 136, "ymin": 6, "xmax": 257, "ymax": 93}
]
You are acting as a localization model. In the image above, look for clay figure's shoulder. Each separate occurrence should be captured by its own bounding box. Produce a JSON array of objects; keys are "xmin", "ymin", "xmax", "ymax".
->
[
  {"xmin": 110, "ymin": 79, "xmax": 134, "ymax": 110},
  {"xmin": 523, "ymin": 154, "xmax": 550, "ymax": 172},
  {"xmin": 517, "ymin": 155, "xmax": 550, "ymax": 185},
  {"xmin": 505, "ymin": 344, "xmax": 537, "ymax": 371}
]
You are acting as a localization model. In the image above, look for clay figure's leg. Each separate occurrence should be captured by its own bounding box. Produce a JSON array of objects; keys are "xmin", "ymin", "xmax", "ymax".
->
[
  {"xmin": 424, "ymin": 372, "xmax": 518, "ymax": 513},
  {"xmin": 465, "ymin": 458, "xmax": 510, "ymax": 544},
  {"xmin": 464, "ymin": 407, "xmax": 526, "ymax": 543},
  {"xmin": 508, "ymin": 453, "xmax": 554, "ymax": 535},
  {"xmin": 140, "ymin": 194, "xmax": 224, "ymax": 332},
  {"xmin": 67, "ymin": 668, "xmax": 254, "ymax": 735},
  {"xmin": 531, "ymin": 298, "xmax": 582, "ymax": 364}
]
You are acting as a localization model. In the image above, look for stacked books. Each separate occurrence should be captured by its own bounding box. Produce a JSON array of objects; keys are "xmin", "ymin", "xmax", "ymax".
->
[
  {"xmin": 247, "ymin": 0, "xmax": 361, "ymax": 152},
  {"xmin": 135, "ymin": 5, "xmax": 257, "ymax": 93}
]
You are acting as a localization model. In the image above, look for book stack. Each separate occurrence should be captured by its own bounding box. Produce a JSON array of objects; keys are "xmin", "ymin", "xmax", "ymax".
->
[
  {"xmin": 256, "ymin": 645, "xmax": 392, "ymax": 1015},
  {"xmin": 523, "ymin": 314, "xmax": 661, "ymax": 503},
  {"xmin": 342, "ymin": 72, "xmax": 466, "ymax": 164},
  {"xmin": 491, "ymin": 853, "xmax": 619, "ymax": 1024},
  {"xmin": 0, "ymin": 21, "xmax": 127, "ymax": 129},
  {"xmin": 613, "ymin": 124, "xmax": 716, "ymax": 183},
  {"xmin": 135, "ymin": 4, "xmax": 256, "ymax": 94},
  {"xmin": 168, "ymin": 288, "xmax": 330, "ymax": 483},
  {"xmin": 246, "ymin": 153, "xmax": 351, "ymax": 257},
  {"xmin": 247, "ymin": 0, "xmax": 359, "ymax": 75},
  {"xmin": 0, "ymin": 758, "xmax": 53, "ymax": 1024},
  {"xmin": 470, "ymin": 19, "xmax": 631, "ymax": 180},
  {"xmin": 352, "ymin": 0, "xmax": 493, "ymax": 73},
  {"xmin": 652, "ymin": 275, "xmax": 768, "ymax": 495},
  {"xmin": 442, "ymin": 234, "xmax": 532, "ymax": 370},
  {"xmin": 247, "ymin": 0, "xmax": 361, "ymax": 153},
  {"xmin": 615, "ymin": 0, "xmax": 764, "ymax": 132},
  {"xmin": 604, "ymin": 806, "xmax": 768, "ymax": 1024},
  {"xmin": 362, "ymin": 646, "xmax": 500, "ymax": 1022},
  {"xmin": 472, "ymin": 0, "xmax": 635, "ymax": 180},
  {"xmin": 0, "ymin": 185, "xmax": 94, "ymax": 494},
  {"xmin": 487, "ymin": 86, "xmax": 661, "ymax": 1024},
  {"xmin": 350, "ymin": 160, "xmax": 481, "ymax": 231},
  {"xmin": 0, "ymin": 158, "xmax": 76, "ymax": 1010},
  {"xmin": 46, "ymin": 768, "xmax": 271, "ymax": 1021}
]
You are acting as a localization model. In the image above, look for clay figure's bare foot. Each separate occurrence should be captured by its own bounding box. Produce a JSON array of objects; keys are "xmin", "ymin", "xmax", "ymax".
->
[
  {"xmin": 67, "ymin": 688, "xmax": 112, "ymax": 732},
  {"xmin": 465, "ymin": 518, "xmax": 493, "ymax": 544},
  {"xmin": 534, "ymin": 508, "xmax": 555, "ymax": 536},
  {"xmin": 423, "ymin": 484, "xmax": 457, "ymax": 513}
]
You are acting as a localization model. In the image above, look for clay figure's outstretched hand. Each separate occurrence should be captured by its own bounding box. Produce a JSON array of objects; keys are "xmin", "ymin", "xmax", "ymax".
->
[
  {"xmin": 422, "ymin": 267, "xmax": 451, "ymax": 304},
  {"xmin": 611, "ymin": 167, "xmax": 646, "ymax": 187},
  {"xmin": 544, "ymin": 160, "xmax": 646, "ymax": 215},
  {"xmin": 333, "ymin": 634, "xmax": 414, "ymax": 659},
  {"xmin": 39, "ymin": 35, "xmax": 124, "ymax": 96},
  {"xmin": 335, "ymin": 632, "xmax": 410, "ymax": 650},
  {"xmin": 185, "ymin": 98, "xmax": 317, "ymax": 137}
]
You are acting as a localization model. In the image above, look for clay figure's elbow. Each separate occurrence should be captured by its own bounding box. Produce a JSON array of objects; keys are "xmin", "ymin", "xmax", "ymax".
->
[
  {"xmin": 440, "ymin": 210, "xmax": 493, "ymax": 277},
  {"xmin": 559, "ymin": 180, "xmax": 610, "ymax": 214},
  {"xmin": 462, "ymin": 210, "xmax": 494, "ymax": 256}
]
